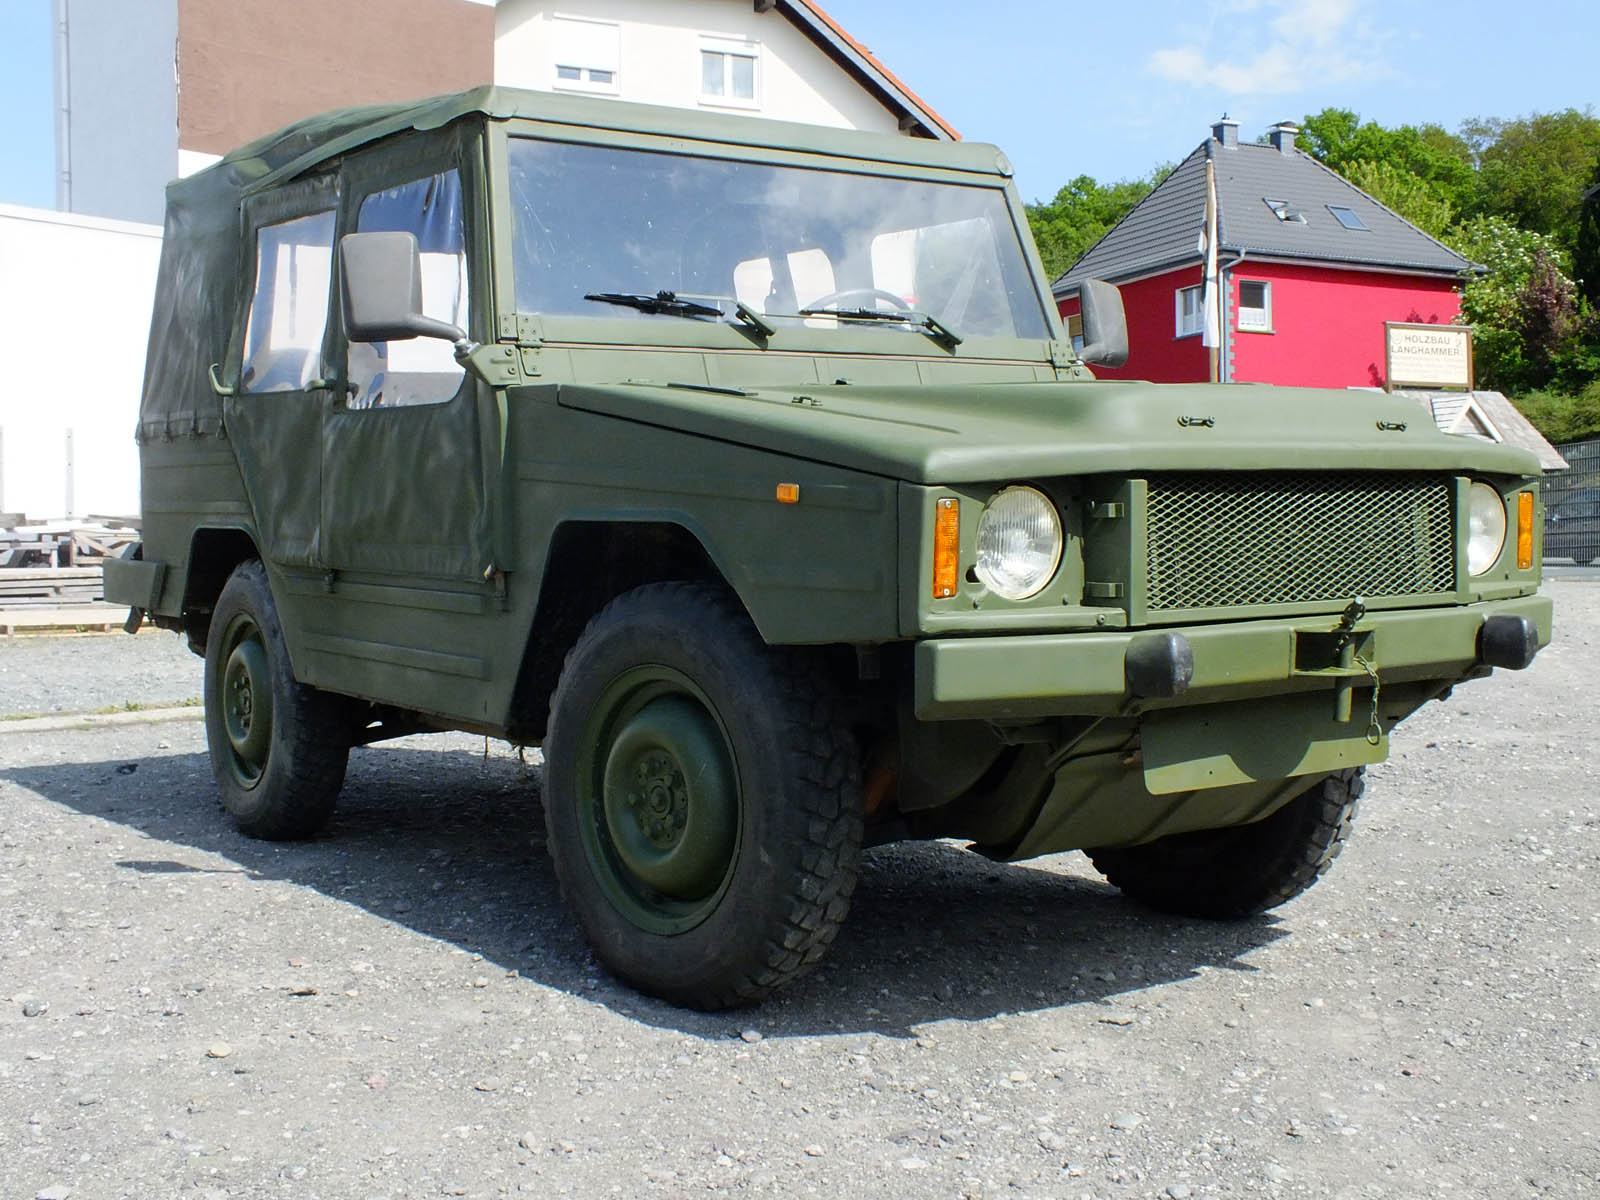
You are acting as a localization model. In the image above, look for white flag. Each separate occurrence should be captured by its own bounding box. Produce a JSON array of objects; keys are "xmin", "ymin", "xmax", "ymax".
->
[{"xmin": 1200, "ymin": 155, "xmax": 1220, "ymax": 351}]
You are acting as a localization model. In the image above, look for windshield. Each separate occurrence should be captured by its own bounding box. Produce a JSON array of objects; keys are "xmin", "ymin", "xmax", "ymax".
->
[{"xmin": 507, "ymin": 137, "xmax": 1052, "ymax": 341}]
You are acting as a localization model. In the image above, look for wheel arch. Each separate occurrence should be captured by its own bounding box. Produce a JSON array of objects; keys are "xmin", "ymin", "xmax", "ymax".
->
[
  {"xmin": 505, "ymin": 518, "xmax": 733, "ymax": 742},
  {"xmin": 181, "ymin": 525, "xmax": 262, "ymax": 653}
]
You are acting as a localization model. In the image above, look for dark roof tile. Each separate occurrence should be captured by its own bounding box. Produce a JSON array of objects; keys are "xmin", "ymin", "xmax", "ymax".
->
[{"xmin": 1054, "ymin": 137, "xmax": 1472, "ymax": 295}]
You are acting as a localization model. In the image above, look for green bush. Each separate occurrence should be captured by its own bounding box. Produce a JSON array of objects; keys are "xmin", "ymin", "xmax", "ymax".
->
[{"xmin": 1510, "ymin": 378, "xmax": 1600, "ymax": 443}]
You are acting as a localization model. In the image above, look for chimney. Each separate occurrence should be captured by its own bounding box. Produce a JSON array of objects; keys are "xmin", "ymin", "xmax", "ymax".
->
[
  {"xmin": 1268, "ymin": 121, "xmax": 1299, "ymax": 153},
  {"xmin": 1211, "ymin": 117, "xmax": 1239, "ymax": 149}
]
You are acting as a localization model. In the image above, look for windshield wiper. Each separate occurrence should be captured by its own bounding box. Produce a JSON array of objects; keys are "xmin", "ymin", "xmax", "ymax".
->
[
  {"xmin": 584, "ymin": 290, "xmax": 724, "ymax": 320},
  {"xmin": 798, "ymin": 306, "xmax": 963, "ymax": 350}
]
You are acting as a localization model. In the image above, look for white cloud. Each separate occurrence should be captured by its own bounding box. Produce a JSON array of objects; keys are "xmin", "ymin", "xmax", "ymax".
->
[{"xmin": 1146, "ymin": 0, "xmax": 1386, "ymax": 96}]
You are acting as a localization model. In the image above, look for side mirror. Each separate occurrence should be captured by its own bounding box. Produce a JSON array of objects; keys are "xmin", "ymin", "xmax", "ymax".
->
[
  {"xmin": 339, "ymin": 231, "xmax": 469, "ymax": 347},
  {"xmin": 1077, "ymin": 279, "xmax": 1128, "ymax": 368}
]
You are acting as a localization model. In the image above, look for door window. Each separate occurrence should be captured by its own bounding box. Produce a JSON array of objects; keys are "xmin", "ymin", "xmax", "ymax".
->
[
  {"xmin": 346, "ymin": 170, "xmax": 470, "ymax": 409},
  {"xmin": 241, "ymin": 210, "xmax": 335, "ymax": 393}
]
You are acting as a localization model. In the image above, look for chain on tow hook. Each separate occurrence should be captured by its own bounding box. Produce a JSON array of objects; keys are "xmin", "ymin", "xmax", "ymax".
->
[
  {"xmin": 1351, "ymin": 649, "xmax": 1383, "ymax": 745},
  {"xmin": 1335, "ymin": 597, "xmax": 1383, "ymax": 745}
]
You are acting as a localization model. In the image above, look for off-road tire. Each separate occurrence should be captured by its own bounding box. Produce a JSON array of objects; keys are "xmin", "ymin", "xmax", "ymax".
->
[
  {"xmin": 1086, "ymin": 768, "xmax": 1364, "ymax": 919},
  {"xmin": 203, "ymin": 560, "xmax": 353, "ymax": 840},
  {"xmin": 542, "ymin": 582, "xmax": 864, "ymax": 1010}
]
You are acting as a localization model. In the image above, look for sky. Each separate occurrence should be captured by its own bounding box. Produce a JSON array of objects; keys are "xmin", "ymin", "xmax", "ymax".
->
[{"xmin": 2, "ymin": 0, "xmax": 1597, "ymax": 211}]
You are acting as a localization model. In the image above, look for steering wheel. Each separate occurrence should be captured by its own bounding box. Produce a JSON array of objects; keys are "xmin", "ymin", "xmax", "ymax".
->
[{"xmin": 804, "ymin": 287, "xmax": 911, "ymax": 312}]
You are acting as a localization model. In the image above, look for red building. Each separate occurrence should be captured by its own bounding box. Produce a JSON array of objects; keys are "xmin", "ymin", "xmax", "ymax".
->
[{"xmin": 1054, "ymin": 120, "xmax": 1472, "ymax": 388}]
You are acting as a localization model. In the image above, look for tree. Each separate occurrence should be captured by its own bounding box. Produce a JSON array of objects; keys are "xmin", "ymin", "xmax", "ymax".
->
[
  {"xmin": 1025, "ymin": 167, "xmax": 1172, "ymax": 282},
  {"xmin": 1447, "ymin": 216, "xmax": 1581, "ymax": 392},
  {"xmin": 1298, "ymin": 108, "xmax": 1477, "ymax": 216},
  {"xmin": 1465, "ymin": 108, "xmax": 1600, "ymax": 250},
  {"xmin": 1575, "ymin": 153, "xmax": 1600, "ymax": 307},
  {"xmin": 1341, "ymin": 159, "xmax": 1454, "ymax": 239}
]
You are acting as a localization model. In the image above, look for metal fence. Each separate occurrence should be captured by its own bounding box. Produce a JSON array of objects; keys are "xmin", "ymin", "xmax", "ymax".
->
[{"xmin": 1541, "ymin": 438, "xmax": 1600, "ymax": 565}]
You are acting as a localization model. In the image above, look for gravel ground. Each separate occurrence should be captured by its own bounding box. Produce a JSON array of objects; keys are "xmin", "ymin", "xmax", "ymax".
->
[
  {"xmin": 0, "ymin": 629, "xmax": 199, "ymax": 718},
  {"xmin": 0, "ymin": 584, "xmax": 1595, "ymax": 1200}
]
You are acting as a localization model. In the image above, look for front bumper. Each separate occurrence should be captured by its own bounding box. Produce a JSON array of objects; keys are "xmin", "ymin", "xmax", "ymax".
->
[{"xmin": 913, "ymin": 593, "xmax": 1552, "ymax": 721}]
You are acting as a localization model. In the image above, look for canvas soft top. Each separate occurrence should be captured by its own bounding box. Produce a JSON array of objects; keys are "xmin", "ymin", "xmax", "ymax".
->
[{"xmin": 139, "ymin": 85, "xmax": 1004, "ymax": 439}]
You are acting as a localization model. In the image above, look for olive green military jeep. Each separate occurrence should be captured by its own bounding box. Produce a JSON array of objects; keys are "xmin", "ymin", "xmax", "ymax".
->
[{"xmin": 107, "ymin": 86, "xmax": 1551, "ymax": 1009}]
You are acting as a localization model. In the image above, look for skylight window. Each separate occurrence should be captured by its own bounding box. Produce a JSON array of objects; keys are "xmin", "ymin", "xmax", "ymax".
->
[
  {"xmin": 1327, "ymin": 204, "xmax": 1369, "ymax": 230},
  {"xmin": 1263, "ymin": 198, "xmax": 1306, "ymax": 224}
]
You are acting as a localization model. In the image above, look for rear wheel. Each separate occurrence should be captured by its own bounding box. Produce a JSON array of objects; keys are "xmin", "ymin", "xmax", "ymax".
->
[
  {"xmin": 203, "ymin": 560, "xmax": 353, "ymax": 840},
  {"xmin": 1086, "ymin": 769, "xmax": 1364, "ymax": 918},
  {"xmin": 543, "ymin": 582, "xmax": 863, "ymax": 1009}
]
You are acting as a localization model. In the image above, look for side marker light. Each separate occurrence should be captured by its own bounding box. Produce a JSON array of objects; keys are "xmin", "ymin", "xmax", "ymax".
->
[
  {"xmin": 933, "ymin": 498, "xmax": 960, "ymax": 599},
  {"xmin": 1516, "ymin": 491, "xmax": 1534, "ymax": 569}
]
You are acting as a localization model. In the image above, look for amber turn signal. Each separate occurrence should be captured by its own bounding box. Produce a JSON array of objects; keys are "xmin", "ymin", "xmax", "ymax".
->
[
  {"xmin": 776, "ymin": 482, "xmax": 800, "ymax": 504},
  {"xmin": 933, "ymin": 497, "xmax": 960, "ymax": 598},
  {"xmin": 1517, "ymin": 490, "xmax": 1534, "ymax": 569}
]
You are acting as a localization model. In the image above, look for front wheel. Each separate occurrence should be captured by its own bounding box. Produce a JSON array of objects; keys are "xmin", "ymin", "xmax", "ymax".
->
[
  {"xmin": 543, "ymin": 583, "xmax": 863, "ymax": 1009},
  {"xmin": 1086, "ymin": 768, "xmax": 1364, "ymax": 918},
  {"xmin": 203, "ymin": 560, "xmax": 353, "ymax": 840}
]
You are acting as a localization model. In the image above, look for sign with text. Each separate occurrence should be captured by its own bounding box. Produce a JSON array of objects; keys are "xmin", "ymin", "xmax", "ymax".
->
[{"xmin": 1385, "ymin": 323, "xmax": 1473, "ymax": 391}]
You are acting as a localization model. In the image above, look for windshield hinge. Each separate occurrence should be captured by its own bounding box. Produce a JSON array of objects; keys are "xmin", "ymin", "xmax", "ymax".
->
[
  {"xmin": 462, "ymin": 342, "xmax": 523, "ymax": 387},
  {"xmin": 498, "ymin": 313, "xmax": 545, "ymax": 346},
  {"xmin": 1047, "ymin": 340, "xmax": 1077, "ymax": 369}
]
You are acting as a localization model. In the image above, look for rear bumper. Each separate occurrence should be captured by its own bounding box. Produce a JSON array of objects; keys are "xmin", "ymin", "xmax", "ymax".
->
[
  {"xmin": 103, "ymin": 550, "xmax": 166, "ymax": 612},
  {"xmin": 913, "ymin": 593, "xmax": 1553, "ymax": 721}
]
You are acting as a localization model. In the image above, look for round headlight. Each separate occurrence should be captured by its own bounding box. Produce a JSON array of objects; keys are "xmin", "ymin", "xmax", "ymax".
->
[
  {"xmin": 974, "ymin": 486, "xmax": 1063, "ymax": 600},
  {"xmin": 1467, "ymin": 482, "xmax": 1507, "ymax": 575}
]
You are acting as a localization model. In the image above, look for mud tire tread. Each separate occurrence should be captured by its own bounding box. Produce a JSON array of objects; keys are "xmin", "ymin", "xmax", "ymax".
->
[
  {"xmin": 203, "ymin": 560, "xmax": 352, "ymax": 841},
  {"xmin": 543, "ymin": 582, "xmax": 863, "ymax": 1010}
]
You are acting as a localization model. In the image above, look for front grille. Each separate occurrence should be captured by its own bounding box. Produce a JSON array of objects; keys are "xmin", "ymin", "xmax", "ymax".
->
[{"xmin": 1146, "ymin": 472, "xmax": 1456, "ymax": 612}]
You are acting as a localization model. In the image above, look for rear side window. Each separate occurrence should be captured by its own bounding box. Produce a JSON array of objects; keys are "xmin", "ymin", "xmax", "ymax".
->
[
  {"xmin": 346, "ymin": 170, "xmax": 469, "ymax": 409},
  {"xmin": 241, "ymin": 210, "xmax": 335, "ymax": 393}
]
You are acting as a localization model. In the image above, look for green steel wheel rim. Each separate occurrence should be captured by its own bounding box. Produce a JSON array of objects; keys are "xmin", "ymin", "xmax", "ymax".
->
[
  {"xmin": 218, "ymin": 615, "xmax": 273, "ymax": 789},
  {"xmin": 577, "ymin": 666, "xmax": 742, "ymax": 935}
]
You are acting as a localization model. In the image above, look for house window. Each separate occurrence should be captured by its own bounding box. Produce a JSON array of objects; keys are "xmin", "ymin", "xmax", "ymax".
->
[
  {"xmin": 1327, "ymin": 204, "xmax": 1369, "ymax": 230},
  {"xmin": 1238, "ymin": 279, "xmax": 1272, "ymax": 331},
  {"xmin": 700, "ymin": 38, "xmax": 758, "ymax": 107},
  {"xmin": 1175, "ymin": 284, "xmax": 1203, "ymax": 337},
  {"xmin": 1066, "ymin": 312, "xmax": 1084, "ymax": 356},
  {"xmin": 1263, "ymin": 198, "xmax": 1306, "ymax": 224},
  {"xmin": 552, "ymin": 16, "xmax": 619, "ymax": 94}
]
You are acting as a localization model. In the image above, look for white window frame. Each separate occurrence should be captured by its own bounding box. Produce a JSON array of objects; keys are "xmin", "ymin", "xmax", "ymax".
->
[
  {"xmin": 1237, "ymin": 278, "xmax": 1273, "ymax": 332},
  {"xmin": 698, "ymin": 35, "xmax": 761, "ymax": 110},
  {"xmin": 551, "ymin": 15, "xmax": 620, "ymax": 96},
  {"xmin": 1175, "ymin": 284, "xmax": 1202, "ymax": 338}
]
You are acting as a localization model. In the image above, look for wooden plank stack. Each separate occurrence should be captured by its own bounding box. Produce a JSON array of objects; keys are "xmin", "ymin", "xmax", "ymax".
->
[
  {"xmin": 1, "ymin": 516, "xmax": 144, "ymax": 633},
  {"xmin": 0, "ymin": 566, "xmax": 106, "ymax": 607},
  {"xmin": 1, "ymin": 515, "xmax": 140, "ymax": 569}
]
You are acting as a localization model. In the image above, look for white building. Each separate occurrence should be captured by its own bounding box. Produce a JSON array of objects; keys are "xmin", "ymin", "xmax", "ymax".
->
[
  {"xmin": 0, "ymin": 204, "xmax": 161, "ymax": 521},
  {"xmin": 491, "ymin": 0, "xmax": 954, "ymax": 140}
]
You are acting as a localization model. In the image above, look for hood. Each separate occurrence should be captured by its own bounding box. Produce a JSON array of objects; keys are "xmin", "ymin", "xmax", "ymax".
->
[{"xmin": 555, "ymin": 378, "xmax": 1542, "ymax": 483}]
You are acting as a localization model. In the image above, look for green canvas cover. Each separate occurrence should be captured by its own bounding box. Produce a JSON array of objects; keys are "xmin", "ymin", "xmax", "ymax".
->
[
  {"xmin": 136, "ymin": 84, "xmax": 1010, "ymax": 441},
  {"xmin": 137, "ymin": 88, "xmax": 493, "ymax": 441}
]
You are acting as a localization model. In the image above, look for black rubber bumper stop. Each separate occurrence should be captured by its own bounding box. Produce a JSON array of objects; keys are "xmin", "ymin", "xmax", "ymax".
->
[
  {"xmin": 1125, "ymin": 632, "xmax": 1195, "ymax": 698},
  {"xmin": 1479, "ymin": 614, "xmax": 1539, "ymax": 671}
]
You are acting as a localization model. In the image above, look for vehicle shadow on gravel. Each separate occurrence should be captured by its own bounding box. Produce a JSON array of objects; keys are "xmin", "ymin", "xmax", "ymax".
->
[{"xmin": 5, "ymin": 744, "xmax": 1289, "ymax": 1039}]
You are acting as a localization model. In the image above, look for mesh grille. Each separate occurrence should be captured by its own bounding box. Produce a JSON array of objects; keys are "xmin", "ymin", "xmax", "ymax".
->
[{"xmin": 1146, "ymin": 473, "xmax": 1456, "ymax": 612}]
